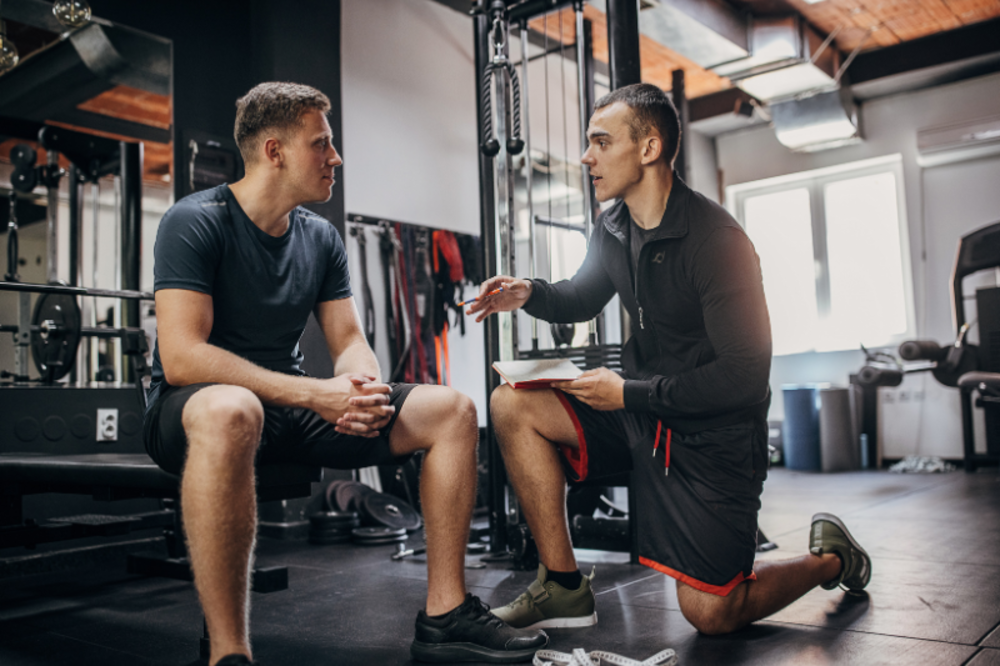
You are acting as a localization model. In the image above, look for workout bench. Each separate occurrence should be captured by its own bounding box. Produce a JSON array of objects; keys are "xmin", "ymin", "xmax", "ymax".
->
[{"xmin": 0, "ymin": 451, "xmax": 321, "ymax": 657}]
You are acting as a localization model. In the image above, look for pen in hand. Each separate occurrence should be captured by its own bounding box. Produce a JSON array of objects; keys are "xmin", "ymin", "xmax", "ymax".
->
[{"xmin": 457, "ymin": 286, "xmax": 504, "ymax": 308}]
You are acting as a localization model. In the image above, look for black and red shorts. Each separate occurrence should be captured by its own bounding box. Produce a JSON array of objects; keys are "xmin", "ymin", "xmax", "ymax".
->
[{"xmin": 553, "ymin": 390, "xmax": 769, "ymax": 597}]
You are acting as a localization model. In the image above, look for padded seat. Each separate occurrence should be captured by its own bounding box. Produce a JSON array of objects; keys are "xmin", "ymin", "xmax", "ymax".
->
[{"xmin": 0, "ymin": 452, "xmax": 321, "ymax": 500}]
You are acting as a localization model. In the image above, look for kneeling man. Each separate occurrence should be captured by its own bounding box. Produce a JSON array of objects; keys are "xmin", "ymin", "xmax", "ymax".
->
[
  {"xmin": 468, "ymin": 83, "xmax": 871, "ymax": 635},
  {"xmin": 145, "ymin": 82, "xmax": 546, "ymax": 665}
]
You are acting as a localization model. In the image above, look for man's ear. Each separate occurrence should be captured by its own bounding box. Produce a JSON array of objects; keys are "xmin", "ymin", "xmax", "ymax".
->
[
  {"xmin": 640, "ymin": 135, "xmax": 663, "ymax": 165},
  {"xmin": 263, "ymin": 136, "xmax": 283, "ymax": 168}
]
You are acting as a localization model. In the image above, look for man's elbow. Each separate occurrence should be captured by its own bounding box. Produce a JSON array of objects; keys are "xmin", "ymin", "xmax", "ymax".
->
[
  {"xmin": 160, "ymin": 348, "xmax": 194, "ymax": 386},
  {"xmin": 162, "ymin": 363, "xmax": 187, "ymax": 387}
]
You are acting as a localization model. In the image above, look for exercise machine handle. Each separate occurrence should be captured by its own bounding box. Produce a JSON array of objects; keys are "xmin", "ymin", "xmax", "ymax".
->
[
  {"xmin": 857, "ymin": 365, "xmax": 904, "ymax": 387},
  {"xmin": 898, "ymin": 339, "xmax": 946, "ymax": 362}
]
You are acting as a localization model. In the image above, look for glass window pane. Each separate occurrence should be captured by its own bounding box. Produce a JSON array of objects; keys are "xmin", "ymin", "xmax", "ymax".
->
[
  {"xmin": 823, "ymin": 172, "xmax": 907, "ymax": 349},
  {"xmin": 744, "ymin": 188, "xmax": 818, "ymax": 355}
]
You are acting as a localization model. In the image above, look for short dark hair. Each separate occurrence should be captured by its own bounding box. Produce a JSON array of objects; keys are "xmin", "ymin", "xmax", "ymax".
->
[
  {"xmin": 234, "ymin": 82, "xmax": 331, "ymax": 165},
  {"xmin": 594, "ymin": 83, "xmax": 680, "ymax": 165}
]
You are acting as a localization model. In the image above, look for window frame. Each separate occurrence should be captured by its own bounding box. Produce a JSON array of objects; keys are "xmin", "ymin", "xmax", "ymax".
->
[{"xmin": 726, "ymin": 154, "xmax": 915, "ymax": 355}]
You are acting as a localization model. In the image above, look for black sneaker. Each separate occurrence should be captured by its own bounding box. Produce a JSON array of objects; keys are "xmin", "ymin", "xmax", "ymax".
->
[
  {"xmin": 214, "ymin": 655, "xmax": 253, "ymax": 666},
  {"xmin": 411, "ymin": 593, "xmax": 548, "ymax": 663}
]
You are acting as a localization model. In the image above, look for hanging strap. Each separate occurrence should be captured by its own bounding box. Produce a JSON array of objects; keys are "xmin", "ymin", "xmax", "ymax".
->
[{"xmin": 350, "ymin": 226, "xmax": 376, "ymax": 349}]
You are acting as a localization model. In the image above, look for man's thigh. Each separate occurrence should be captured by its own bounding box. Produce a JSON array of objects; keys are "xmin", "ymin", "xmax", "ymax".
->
[{"xmin": 144, "ymin": 382, "xmax": 221, "ymax": 475}]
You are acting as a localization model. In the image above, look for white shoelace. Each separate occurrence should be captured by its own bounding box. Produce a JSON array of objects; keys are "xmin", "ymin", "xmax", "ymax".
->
[{"xmin": 533, "ymin": 647, "xmax": 678, "ymax": 666}]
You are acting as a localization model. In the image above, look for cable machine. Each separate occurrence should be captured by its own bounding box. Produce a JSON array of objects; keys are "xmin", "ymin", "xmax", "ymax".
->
[
  {"xmin": 1, "ymin": 118, "xmax": 151, "ymax": 453},
  {"xmin": 474, "ymin": 0, "xmax": 639, "ymax": 560}
]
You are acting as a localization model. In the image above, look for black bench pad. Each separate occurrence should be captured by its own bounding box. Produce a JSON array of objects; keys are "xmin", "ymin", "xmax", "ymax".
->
[{"xmin": 0, "ymin": 453, "xmax": 320, "ymax": 492}]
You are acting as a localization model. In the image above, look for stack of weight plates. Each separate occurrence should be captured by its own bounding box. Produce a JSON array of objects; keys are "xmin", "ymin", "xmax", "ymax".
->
[
  {"xmin": 308, "ymin": 510, "xmax": 359, "ymax": 545},
  {"xmin": 325, "ymin": 480, "xmax": 376, "ymax": 513},
  {"xmin": 325, "ymin": 480, "xmax": 423, "ymax": 534},
  {"xmin": 351, "ymin": 526, "xmax": 407, "ymax": 545}
]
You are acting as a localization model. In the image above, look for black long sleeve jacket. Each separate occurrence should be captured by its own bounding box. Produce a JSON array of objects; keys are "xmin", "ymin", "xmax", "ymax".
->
[{"xmin": 523, "ymin": 175, "xmax": 773, "ymax": 434}]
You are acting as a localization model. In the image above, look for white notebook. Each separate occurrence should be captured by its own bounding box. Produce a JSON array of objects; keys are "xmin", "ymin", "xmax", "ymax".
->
[{"xmin": 492, "ymin": 359, "xmax": 582, "ymax": 389}]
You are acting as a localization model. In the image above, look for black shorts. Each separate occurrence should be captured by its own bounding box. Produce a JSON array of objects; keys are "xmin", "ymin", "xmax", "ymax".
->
[
  {"xmin": 143, "ymin": 382, "xmax": 418, "ymax": 476},
  {"xmin": 553, "ymin": 390, "xmax": 769, "ymax": 597}
]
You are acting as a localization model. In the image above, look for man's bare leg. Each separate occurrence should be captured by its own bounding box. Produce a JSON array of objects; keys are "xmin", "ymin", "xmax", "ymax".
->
[
  {"xmin": 489, "ymin": 385, "xmax": 581, "ymax": 573},
  {"xmin": 389, "ymin": 385, "xmax": 479, "ymax": 616},
  {"xmin": 677, "ymin": 553, "xmax": 843, "ymax": 635},
  {"xmin": 180, "ymin": 385, "xmax": 264, "ymax": 665}
]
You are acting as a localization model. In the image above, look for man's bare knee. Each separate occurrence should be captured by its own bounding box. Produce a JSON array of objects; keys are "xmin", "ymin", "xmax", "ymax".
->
[
  {"xmin": 489, "ymin": 384, "xmax": 515, "ymax": 425},
  {"xmin": 677, "ymin": 583, "xmax": 746, "ymax": 636},
  {"xmin": 490, "ymin": 384, "xmax": 531, "ymax": 440},
  {"xmin": 433, "ymin": 389, "xmax": 478, "ymax": 450},
  {"xmin": 183, "ymin": 386, "xmax": 264, "ymax": 460}
]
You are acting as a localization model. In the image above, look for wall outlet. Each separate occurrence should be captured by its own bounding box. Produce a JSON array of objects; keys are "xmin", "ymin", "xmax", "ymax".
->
[{"xmin": 97, "ymin": 408, "xmax": 119, "ymax": 442}]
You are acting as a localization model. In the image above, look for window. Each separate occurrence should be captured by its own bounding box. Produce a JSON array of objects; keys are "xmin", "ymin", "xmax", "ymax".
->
[{"xmin": 728, "ymin": 155, "xmax": 913, "ymax": 356}]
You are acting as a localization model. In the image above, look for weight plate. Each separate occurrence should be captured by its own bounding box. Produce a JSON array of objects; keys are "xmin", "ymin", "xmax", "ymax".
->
[
  {"xmin": 30, "ymin": 289, "xmax": 81, "ymax": 382},
  {"xmin": 309, "ymin": 510, "xmax": 359, "ymax": 528},
  {"xmin": 328, "ymin": 480, "xmax": 377, "ymax": 513},
  {"xmin": 9, "ymin": 144, "xmax": 37, "ymax": 167},
  {"xmin": 361, "ymin": 492, "xmax": 422, "ymax": 532},
  {"xmin": 352, "ymin": 526, "xmax": 406, "ymax": 539},
  {"xmin": 354, "ymin": 535, "xmax": 406, "ymax": 546},
  {"xmin": 309, "ymin": 533, "xmax": 353, "ymax": 545}
]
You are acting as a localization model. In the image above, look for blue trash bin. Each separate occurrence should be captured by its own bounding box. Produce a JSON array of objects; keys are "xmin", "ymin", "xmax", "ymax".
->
[{"xmin": 783, "ymin": 384, "xmax": 858, "ymax": 472}]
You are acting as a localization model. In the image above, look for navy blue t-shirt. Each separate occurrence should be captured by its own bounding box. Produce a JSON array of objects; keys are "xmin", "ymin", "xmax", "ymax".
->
[{"xmin": 146, "ymin": 184, "xmax": 352, "ymax": 412}]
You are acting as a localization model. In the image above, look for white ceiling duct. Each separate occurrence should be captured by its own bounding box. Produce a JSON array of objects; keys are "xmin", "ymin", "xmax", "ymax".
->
[
  {"xmin": 587, "ymin": 0, "xmax": 750, "ymax": 71},
  {"xmin": 713, "ymin": 16, "xmax": 842, "ymax": 102},
  {"xmin": 770, "ymin": 88, "xmax": 861, "ymax": 152}
]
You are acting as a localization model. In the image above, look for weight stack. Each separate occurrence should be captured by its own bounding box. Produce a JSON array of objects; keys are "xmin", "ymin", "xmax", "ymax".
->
[{"xmin": 308, "ymin": 511, "xmax": 359, "ymax": 545}]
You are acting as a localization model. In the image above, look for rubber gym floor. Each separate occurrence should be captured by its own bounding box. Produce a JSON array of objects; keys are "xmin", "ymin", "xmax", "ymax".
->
[{"xmin": 1, "ymin": 467, "xmax": 998, "ymax": 666}]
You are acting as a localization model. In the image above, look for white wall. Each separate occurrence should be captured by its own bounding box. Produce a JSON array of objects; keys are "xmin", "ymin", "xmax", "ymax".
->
[
  {"xmin": 716, "ymin": 71, "xmax": 1000, "ymax": 458},
  {"xmin": 341, "ymin": 0, "xmax": 480, "ymax": 234},
  {"xmin": 687, "ymin": 129, "xmax": 721, "ymax": 203},
  {"xmin": 341, "ymin": 0, "xmax": 489, "ymax": 423}
]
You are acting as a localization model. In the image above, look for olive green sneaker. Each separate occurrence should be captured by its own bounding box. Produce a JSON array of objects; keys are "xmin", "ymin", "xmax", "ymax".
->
[
  {"xmin": 491, "ymin": 565, "xmax": 597, "ymax": 630},
  {"xmin": 810, "ymin": 513, "xmax": 872, "ymax": 592}
]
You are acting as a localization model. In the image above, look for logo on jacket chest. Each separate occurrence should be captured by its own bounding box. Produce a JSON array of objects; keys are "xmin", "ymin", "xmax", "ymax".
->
[{"xmin": 651, "ymin": 250, "xmax": 666, "ymax": 264}]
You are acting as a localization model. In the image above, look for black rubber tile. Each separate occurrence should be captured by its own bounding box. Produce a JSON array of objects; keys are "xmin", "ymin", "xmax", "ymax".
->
[
  {"xmin": 537, "ymin": 599, "xmax": 976, "ymax": 666},
  {"xmin": 847, "ymin": 472, "xmax": 1000, "ymax": 523},
  {"xmin": 757, "ymin": 469, "xmax": 957, "ymax": 540},
  {"xmin": 0, "ymin": 630, "xmax": 162, "ymax": 666},
  {"xmin": 759, "ymin": 556, "xmax": 1000, "ymax": 645},
  {"xmin": 983, "ymin": 623, "xmax": 1000, "ymax": 648},
  {"xmin": 969, "ymin": 648, "xmax": 1000, "ymax": 666}
]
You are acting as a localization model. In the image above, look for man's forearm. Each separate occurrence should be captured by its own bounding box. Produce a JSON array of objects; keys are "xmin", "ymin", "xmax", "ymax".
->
[
  {"xmin": 165, "ymin": 342, "xmax": 322, "ymax": 410},
  {"xmin": 333, "ymin": 340, "xmax": 382, "ymax": 381}
]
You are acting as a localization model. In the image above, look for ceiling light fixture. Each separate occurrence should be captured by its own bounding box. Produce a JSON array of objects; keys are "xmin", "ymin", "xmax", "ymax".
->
[{"xmin": 52, "ymin": 0, "xmax": 92, "ymax": 29}]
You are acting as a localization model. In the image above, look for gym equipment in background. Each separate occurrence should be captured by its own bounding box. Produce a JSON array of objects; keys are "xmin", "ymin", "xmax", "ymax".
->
[
  {"xmin": 857, "ymin": 220, "xmax": 1000, "ymax": 471},
  {"xmin": 475, "ymin": 0, "xmax": 656, "ymax": 564}
]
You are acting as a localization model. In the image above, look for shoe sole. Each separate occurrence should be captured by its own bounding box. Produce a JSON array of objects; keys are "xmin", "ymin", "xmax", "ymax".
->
[
  {"xmin": 410, "ymin": 640, "xmax": 544, "ymax": 664},
  {"xmin": 812, "ymin": 512, "xmax": 872, "ymax": 589},
  {"xmin": 521, "ymin": 611, "xmax": 598, "ymax": 630}
]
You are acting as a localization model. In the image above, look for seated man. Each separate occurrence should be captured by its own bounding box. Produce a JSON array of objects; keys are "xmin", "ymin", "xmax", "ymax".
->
[
  {"xmin": 468, "ymin": 83, "xmax": 871, "ymax": 635},
  {"xmin": 144, "ymin": 82, "xmax": 546, "ymax": 665}
]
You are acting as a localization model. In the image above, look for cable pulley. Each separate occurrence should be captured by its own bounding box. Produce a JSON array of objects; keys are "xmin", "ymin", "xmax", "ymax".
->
[{"xmin": 480, "ymin": 11, "xmax": 525, "ymax": 157}]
